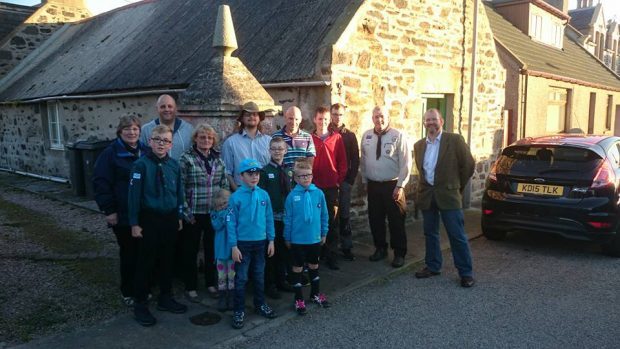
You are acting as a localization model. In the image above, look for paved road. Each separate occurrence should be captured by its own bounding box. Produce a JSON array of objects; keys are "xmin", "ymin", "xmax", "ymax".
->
[{"xmin": 232, "ymin": 232, "xmax": 620, "ymax": 349}]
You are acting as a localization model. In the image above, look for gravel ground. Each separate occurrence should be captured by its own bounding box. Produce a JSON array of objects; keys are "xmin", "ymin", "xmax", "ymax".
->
[
  {"xmin": 0, "ymin": 187, "xmax": 123, "ymax": 347},
  {"xmin": 234, "ymin": 235, "xmax": 620, "ymax": 349}
]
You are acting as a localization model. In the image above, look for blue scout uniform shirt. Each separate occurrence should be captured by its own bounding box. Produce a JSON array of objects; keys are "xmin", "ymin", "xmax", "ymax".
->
[
  {"xmin": 226, "ymin": 184, "xmax": 275, "ymax": 247},
  {"xmin": 127, "ymin": 154, "xmax": 184, "ymax": 226},
  {"xmin": 211, "ymin": 208, "xmax": 231, "ymax": 260},
  {"xmin": 283, "ymin": 183, "xmax": 329, "ymax": 244}
]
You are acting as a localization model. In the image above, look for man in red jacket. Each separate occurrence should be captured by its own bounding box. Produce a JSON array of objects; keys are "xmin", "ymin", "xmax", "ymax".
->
[{"xmin": 311, "ymin": 106, "xmax": 347, "ymax": 270}]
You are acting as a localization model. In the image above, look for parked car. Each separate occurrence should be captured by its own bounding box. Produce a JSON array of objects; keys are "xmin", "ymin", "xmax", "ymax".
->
[{"xmin": 481, "ymin": 134, "xmax": 620, "ymax": 256}]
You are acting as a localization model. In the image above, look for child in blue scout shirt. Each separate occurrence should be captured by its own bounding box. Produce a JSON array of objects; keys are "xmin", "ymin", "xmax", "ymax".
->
[
  {"xmin": 227, "ymin": 158, "xmax": 277, "ymax": 329},
  {"xmin": 127, "ymin": 125, "xmax": 187, "ymax": 327},
  {"xmin": 258, "ymin": 136, "xmax": 295, "ymax": 299},
  {"xmin": 284, "ymin": 159, "xmax": 330, "ymax": 315},
  {"xmin": 211, "ymin": 189, "xmax": 234, "ymax": 312}
]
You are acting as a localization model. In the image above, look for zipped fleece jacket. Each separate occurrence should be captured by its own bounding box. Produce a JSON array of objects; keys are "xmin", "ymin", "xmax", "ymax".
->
[
  {"xmin": 93, "ymin": 138, "xmax": 149, "ymax": 227},
  {"xmin": 127, "ymin": 154, "xmax": 184, "ymax": 226},
  {"xmin": 284, "ymin": 184, "xmax": 329, "ymax": 244},
  {"xmin": 211, "ymin": 208, "xmax": 231, "ymax": 260},
  {"xmin": 140, "ymin": 118, "xmax": 193, "ymax": 160},
  {"xmin": 311, "ymin": 131, "xmax": 347, "ymax": 189},
  {"xmin": 226, "ymin": 185, "xmax": 275, "ymax": 247}
]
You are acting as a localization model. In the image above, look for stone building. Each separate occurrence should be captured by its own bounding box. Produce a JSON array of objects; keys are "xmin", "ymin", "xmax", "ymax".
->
[
  {"xmin": 568, "ymin": 0, "xmax": 620, "ymax": 74},
  {"xmin": 487, "ymin": 0, "xmax": 620, "ymax": 142},
  {"xmin": 0, "ymin": 0, "xmax": 507, "ymax": 202}
]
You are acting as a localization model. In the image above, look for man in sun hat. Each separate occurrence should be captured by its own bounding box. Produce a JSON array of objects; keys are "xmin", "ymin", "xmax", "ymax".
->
[{"xmin": 222, "ymin": 102, "xmax": 272, "ymax": 191}]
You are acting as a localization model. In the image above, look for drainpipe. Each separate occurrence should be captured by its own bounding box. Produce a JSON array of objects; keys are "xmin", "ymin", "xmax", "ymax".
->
[{"xmin": 464, "ymin": 0, "xmax": 479, "ymax": 208}]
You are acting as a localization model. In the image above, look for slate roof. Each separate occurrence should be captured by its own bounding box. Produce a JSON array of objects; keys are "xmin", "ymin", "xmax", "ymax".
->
[
  {"xmin": 568, "ymin": 6, "xmax": 597, "ymax": 32},
  {"xmin": 0, "ymin": 0, "xmax": 362, "ymax": 101},
  {"xmin": 0, "ymin": 2, "xmax": 37, "ymax": 43},
  {"xmin": 485, "ymin": 2, "xmax": 620, "ymax": 90}
]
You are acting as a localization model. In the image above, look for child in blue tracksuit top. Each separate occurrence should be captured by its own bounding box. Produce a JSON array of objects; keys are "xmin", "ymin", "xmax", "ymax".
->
[
  {"xmin": 284, "ymin": 159, "xmax": 330, "ymax": 315},
  {"xmin": 227, "ymin": 158, "xmax": 277, "ymax": 329},
  {"xmin": 211, "ymin": 188, "xmax": 234, "ymax": 312}
]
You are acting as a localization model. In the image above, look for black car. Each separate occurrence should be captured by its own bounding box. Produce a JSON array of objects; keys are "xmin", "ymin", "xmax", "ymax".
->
[{"xmin": 481, "ymin": 134, "xmax": 620, "ymax": 256}]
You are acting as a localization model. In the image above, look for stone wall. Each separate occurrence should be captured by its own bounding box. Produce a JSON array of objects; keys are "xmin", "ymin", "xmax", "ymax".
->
[
  {"xmin": 0, "ymin": 96, "xmax": 153, "ymax": 178},
  {"xmin": 328, "ymin": 0, "xmax": 506, "ymax": 203},
  {"xmin": 0, "ymin": 0, "xmax": 90, "ymax": 78}
]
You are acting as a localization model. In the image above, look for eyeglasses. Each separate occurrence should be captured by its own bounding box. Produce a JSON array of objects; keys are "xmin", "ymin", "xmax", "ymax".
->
[
  {"xmin": 151, "ymin": 137, "xmax": 172, "ymax": 145},
  {"xmin": 295, "ymin": 174, "xmax": 313, "ymax": 179},
  {"xmin": 269, "ymin": 147, "xmax": 286, "ymax": 152}
]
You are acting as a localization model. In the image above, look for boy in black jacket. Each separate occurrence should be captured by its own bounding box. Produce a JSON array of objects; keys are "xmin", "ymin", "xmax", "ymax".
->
[{"xmin": 128, "ymin": 125, "xmax": 187, "ymax": 326}]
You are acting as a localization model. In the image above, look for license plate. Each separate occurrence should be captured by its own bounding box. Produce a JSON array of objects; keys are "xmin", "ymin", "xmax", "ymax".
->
[{"xmin": 516, "ymin": 183, "xmax": 564, "ymax": 196}]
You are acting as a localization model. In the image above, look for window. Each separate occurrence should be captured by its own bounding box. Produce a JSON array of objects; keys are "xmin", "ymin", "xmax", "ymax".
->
[
  {"xmin": 546, "ymin": 88, "xmax": 568, "ymax": 133},
  {"xmin": 47, "ymin": 101, "xmax": 63, "ymax": 149},
  {"xmin": 530, "ymin": 15, "xmax": 543, "ymax": 41}
]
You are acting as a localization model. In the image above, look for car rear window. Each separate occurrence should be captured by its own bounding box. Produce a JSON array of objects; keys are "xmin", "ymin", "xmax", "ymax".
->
[{"xmin": 496, "ymin": 145, "xmax": 603, "ymax": 178}]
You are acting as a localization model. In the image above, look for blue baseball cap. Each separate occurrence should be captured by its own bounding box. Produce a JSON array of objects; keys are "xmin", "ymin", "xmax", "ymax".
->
[{"xmin": 239, "ymin": 158, "xmax": 261, "ymax": 173}]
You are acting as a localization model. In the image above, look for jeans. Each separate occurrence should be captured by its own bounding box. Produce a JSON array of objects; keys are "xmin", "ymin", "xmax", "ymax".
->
[
  {"xmin": 422, "ymin": 198, "xmax": 473, "ymax": 277},
  {"xmin": 234, "ymin": 240, "xmax": 267, "ymax": 313},
  {"xmin": 338, "ymin": 181, "xmax": 353, "ymax": 250}
]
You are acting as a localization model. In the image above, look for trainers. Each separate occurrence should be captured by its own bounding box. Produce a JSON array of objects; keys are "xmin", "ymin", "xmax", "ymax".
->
[
  {"xmin": 134, "ymin": 303, "xmax": 156, "ymax": 327},
  {"xmin": 295, "ymin": 299, "xmax": 307, "ymax": 315},
  {"xmin": 122, "ymin": 296, "xmax": 135, "ymax": 308},
  {"xmin": 232, "ymin": 311, "xmax": 244, "ymax": 329},
  {"xmin": 342, "ymin": 249, "xmax": 356, "ymax": 261},
  {"xmin": 311, "ymin": 293, "xmax": 331, "ymax": 308},
  {"xmin": 185, "ymin": 290, "xmax": 201, "ymax": 303},
  {"xmin": 157, "ymin": 296, "xmax": 188, "ymax": 314},
  {"xmin": 255, "ymin": 303, "xmax": 277, "ymax": 319}
]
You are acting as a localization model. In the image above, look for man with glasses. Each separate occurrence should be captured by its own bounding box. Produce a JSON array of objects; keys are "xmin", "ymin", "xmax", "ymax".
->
[
  {"xmin": 360, "ymin": 106, "xmax": 411, "ymax": 268},
  {"xmin": 221, "ymin": 101, "xmax": 272, "ymax": 191},
  {"xmin": 329, "ymin": 103, "xmax": 359, "ymax": 261},
  {"xmin": 272, "ymin": 106, "xmax": 315, "ymax": 168},
  {"xmin": 140, "ymin": 94, "xmax": 193, "ymax": 160}
]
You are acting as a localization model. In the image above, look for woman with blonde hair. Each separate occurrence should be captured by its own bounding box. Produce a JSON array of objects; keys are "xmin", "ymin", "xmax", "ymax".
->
[{"xmin": 179, "ymin": 123, "xmax": 229, "ymax": 301}]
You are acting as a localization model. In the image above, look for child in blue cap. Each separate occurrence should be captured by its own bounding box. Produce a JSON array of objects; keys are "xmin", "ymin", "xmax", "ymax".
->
[{"xmin": 227, "ymin": 158, "xmax": 277, "ymax": 329}]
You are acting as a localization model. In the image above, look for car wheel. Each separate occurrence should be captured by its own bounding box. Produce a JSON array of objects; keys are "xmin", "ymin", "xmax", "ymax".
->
[
  {"xmin": 601, "ymin": 235, "xmax": 620, "ymax": 257},
  {"xmin": 482, "ymin": 225, "xmax": 507, "ymax": 241}
]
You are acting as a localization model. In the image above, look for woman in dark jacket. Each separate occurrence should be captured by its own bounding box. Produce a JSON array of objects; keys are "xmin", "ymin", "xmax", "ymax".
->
[{"xmin": 93, "ymin": 114, "xmax": 149, "ymax": 306}]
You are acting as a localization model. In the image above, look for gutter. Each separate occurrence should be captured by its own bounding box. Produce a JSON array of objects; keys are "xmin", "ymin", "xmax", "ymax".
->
[
  {"xmin": 1, "ymin": 81, "xmax": 330, "ymax": 104},
  {"xmin": 521, "ymin": 69, "xmax": 620, "ymax": 92},
  {"xmin": 261, "ymin": 81, "xmax": 331, "ymax": 88},
  {"xmin": 0, "ymin": 88, "xmax": 186, "ymax": 105},
  {"xmin": 0, "ymin": 167, "xmax": 68, "ymax": 183}
]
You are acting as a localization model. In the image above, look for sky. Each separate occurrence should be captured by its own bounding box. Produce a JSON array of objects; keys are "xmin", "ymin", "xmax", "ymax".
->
[{"xmin": 2, "ymin": 0, "xmax": 620, "ymax": 21}]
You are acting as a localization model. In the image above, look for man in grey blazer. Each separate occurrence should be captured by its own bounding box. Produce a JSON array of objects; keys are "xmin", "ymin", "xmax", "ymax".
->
[{"xmin": 413, "ymin": 108, "xmax": 476, "ymax": 287}]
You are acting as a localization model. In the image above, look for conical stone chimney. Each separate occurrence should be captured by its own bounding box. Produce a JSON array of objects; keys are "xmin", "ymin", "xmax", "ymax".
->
[{"xmin": 179, "ymin": 5, "xmax": 279, "ymax": 123}]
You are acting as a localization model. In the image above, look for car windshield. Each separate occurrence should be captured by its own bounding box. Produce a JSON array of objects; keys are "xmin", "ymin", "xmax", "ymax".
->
[{"xmin": 497, "ymin": 145, "xmax": 603, "ymax": 178}]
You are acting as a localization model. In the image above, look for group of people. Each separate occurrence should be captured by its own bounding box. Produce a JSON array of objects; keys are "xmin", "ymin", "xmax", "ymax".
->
[{"xmin": 92, "ymin": 93, "xmax": 476, "ymax": 329}]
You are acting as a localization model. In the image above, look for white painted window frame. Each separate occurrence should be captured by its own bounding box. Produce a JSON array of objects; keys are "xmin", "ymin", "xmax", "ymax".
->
[{"xmin": 47, "ymin": 100, "xmax": 63, "ymax": 150}]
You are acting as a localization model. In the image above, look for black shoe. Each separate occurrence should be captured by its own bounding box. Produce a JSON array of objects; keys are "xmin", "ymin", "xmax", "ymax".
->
[
  {"xmin": 342, "ymin": 249, "xmax": 356, "ymax": 261},
  {"xmin": 326, "ymin": 257, "xmax": 340, "ymax": 270},
  {"xmin": 391, "ymin": 255, "xmax": 405, "ymax": 268},
  {"xmin": 134, "ymin": 303, "xmax": 156, "ymax": 327},
  {"xmin": 265, "ymin": 285, "xmax": 282, "ymax": 300},
  {"xmin": 156, "ymin": 296, "xmax": 188, "ymax": 314},
  {"xmin": 460, "ymin": 276, "xmax": 475, "ymax": 288},
  {"xmin": 369, "ymin": 248, "xmax": 387, "ymax": 262},
  {"xmin": 415, "ymin": 267, "xmax": 441, "ymax": 279}
]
